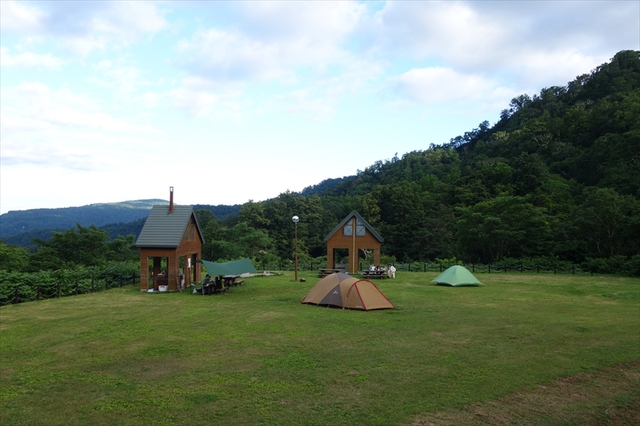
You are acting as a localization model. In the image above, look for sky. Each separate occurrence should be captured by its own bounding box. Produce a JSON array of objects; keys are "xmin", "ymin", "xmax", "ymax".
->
[{"xmin": 1, "ymin": 1, "xmax": 639, "ymax": 214}]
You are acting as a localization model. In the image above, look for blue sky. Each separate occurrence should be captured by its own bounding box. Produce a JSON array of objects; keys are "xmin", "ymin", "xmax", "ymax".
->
[{"xmin": 1, "ymin": 1, "xmax": 638, "ymax": 214}]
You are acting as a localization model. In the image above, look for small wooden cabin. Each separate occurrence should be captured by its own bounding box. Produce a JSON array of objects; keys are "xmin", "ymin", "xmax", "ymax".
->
[
  {"xmin": 135, "ymin": 188, "xmax": 205, "ymax": 291},
  {"xmin": 324, "ymin": 210, "xmax": 383, "ymax": 274}
]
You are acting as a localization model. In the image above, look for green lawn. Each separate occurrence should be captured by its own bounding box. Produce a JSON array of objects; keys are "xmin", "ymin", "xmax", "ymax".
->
[{"xmin": 1, "ymin": 272, "xmax": 639, "ymax": 425}]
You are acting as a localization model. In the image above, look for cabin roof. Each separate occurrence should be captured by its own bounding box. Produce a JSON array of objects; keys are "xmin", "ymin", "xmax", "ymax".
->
[
  {"xmin": 135, "ymin": 205, "xmax": 204, "ymax": 248},
  {"xmin": 324, "ymin": 210, "xmax": 384, "ymax": 243}
]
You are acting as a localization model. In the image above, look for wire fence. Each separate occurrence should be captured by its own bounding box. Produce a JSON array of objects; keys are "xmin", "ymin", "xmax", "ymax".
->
[
  {"xmin": 1, "ymin": 261, "xmax": 598, "ymax": 306},
  {"xmin": 261, "ymin": 261, "xmax": 595, "ymax": 276},
  {"xmin": 1, "ymin": 273, "xmax": 138, "ymax": 306}
]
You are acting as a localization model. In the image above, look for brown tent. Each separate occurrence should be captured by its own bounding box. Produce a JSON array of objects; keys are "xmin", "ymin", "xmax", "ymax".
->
[{"xmin": 301, "ymin": 272, "xmax": 394, "ymax": 310}]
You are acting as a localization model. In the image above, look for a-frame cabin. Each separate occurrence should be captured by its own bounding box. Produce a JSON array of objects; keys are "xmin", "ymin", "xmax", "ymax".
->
[
  {"xmin": 324, "ymin": 210, "xmax": 383, "ymax": 274},
  {"xmin": 135, "ymin": 188, "xmax": 205, "ymax": 291}
]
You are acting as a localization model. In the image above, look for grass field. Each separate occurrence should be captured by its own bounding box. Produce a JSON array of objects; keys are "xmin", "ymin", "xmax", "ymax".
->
[{"xmin": 1, "ymin": 272, "xmax": 638, "ymax": 425}]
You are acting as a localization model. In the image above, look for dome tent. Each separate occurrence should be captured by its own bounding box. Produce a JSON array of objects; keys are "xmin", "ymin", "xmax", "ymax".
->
[
  {"xmin": 301, "ymin": 273, "xmax": 394, "ymax": 310},
  {"xmin": 431, "ymin": 265, "xmax": 482, "ymax": 287}
]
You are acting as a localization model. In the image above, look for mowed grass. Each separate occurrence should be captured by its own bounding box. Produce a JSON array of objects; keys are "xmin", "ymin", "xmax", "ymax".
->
[{"xmin": 1, "ymin": 272, "xmax": 638, "ymax": 426}]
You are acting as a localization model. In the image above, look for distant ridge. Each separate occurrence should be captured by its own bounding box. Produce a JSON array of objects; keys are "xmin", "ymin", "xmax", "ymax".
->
[
  {"xmin": 0, "ymin": 200, "xmax": 243, "ymax": 247},
  {"xmin": 0, "ymin": 199, "xmax": 165, "ymax": 238}
]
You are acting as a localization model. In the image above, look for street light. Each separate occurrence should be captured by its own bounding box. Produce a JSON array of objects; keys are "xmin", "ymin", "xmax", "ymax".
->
[{"xmin": 292, "ymin": 215, "xmax": 299, "ymax": 282}]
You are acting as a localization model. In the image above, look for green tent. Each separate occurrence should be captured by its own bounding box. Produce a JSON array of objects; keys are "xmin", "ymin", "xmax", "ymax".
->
[
  {"xmin": 431, "ymin": 265, "xmax": 482, "ymax": 286},
  {"xmin": 200, "ymin": 258, "xmax": 258, "ymax": 276}
]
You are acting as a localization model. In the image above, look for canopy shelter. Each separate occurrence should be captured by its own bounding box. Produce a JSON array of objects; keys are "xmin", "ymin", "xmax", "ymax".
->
[
  {"xmin": 431, "ymin": 265, "xmax": 482, "ymax": 286},
  {"xmin": 200, "ymin": 258, "xmax": 258, "ymax": 276},
  {"xmin": 301, "ymin": 272, "xmax": 394, "ymax": 310}
]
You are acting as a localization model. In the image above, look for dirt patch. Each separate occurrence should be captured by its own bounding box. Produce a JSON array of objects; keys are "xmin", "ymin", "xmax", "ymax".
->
[{"xmin": 410, "ymin": 360, "xmax": 640, "ymax": 426}]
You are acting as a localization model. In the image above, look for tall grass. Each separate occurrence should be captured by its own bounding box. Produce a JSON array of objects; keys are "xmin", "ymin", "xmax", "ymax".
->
[{"xmin": 1, "ymin": 272, "xmax": 638, "ymax": 425}]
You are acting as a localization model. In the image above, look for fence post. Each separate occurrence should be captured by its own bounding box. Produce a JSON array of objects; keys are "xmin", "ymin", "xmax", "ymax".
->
[
  {"xmin": 75, "ymin": 280, "xmax": 79, "ymax": 295},
  {"xmin": 57, "ymin": 282, "xmax": 61, "ymax": 298},
  {"xmin": 13, "ymin": 287, "xmax": 19, "ymax": 304},
  {"xmin": 472, "ymin": 264, "xmax": 475, "ymax": 273},
  {"xmin": 91, "ymin": 278, "xmax": 95, "ymax": 293}
]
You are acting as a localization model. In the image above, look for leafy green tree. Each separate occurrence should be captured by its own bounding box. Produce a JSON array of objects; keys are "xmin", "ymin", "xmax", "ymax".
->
[
  {"xmin": 0, "ymin": 241, "xmax": 29, "ymax": 272},
  {"xmin": 456, "ymin": 196, "xmax": 550, "ymax": 263},
  {"xmin": 573, "ymin": 187, "xmax": 640, "ymax": 258},
  {"xmin": 32, "ymin": 224, "xmax": 110, "ymax": 268},
  {"xmin": 106, "ymin": 235, "xmax": 138, "ymax": 262}
]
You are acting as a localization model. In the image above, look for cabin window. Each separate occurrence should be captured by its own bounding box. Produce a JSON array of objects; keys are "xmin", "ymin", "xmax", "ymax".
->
[{"xmin": 343, "ymin": 219, "xmax": 366, "ymax": 237}]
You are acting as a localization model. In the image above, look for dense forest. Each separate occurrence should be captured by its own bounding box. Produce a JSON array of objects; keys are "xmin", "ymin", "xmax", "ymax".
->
[{"xmin": 1, "ymin": 50, "xmax": 639, "ymax": 276}]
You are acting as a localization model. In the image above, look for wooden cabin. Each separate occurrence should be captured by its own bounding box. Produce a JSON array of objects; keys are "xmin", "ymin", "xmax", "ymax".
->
[
  {"xmin": 135, "ymin": 188, "xmax": 205, "ymax": 292},
  {"xmin": 324, "ymin": 210, "xmax": 383, "ymax": 274}
]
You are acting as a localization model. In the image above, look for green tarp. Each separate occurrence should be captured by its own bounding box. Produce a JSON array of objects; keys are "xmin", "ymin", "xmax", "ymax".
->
[
  {"xmin": 200, "ymin": 258, "xmax": 258, "ymax": 276},
  {"xmin": 431, "ymin": 265, "xmax": 482, "ymax": 286}
]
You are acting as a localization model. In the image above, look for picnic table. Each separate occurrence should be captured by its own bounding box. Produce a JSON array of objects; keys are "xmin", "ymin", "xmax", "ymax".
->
[
  {"xmin": 223, "ymin": 275, "xmax": 244, "ymax": 286},
  {"xmin": 361, "ymin": 270, "xmax": 387, "ymax": 279},
  {"xmin": 318, "ymin": 268, "xmax": 345, "ymax": 278}
]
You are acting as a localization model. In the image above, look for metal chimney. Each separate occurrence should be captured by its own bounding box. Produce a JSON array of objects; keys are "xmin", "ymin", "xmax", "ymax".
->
[{"xmin": 169, "ymin": 186, "xmax": 174, "ymax": 213}]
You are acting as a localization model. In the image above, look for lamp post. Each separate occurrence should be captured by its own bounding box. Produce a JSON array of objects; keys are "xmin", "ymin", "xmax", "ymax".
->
[{"xmin": 292, "ymin": 215, "xmax": 299, "ymax": 282}]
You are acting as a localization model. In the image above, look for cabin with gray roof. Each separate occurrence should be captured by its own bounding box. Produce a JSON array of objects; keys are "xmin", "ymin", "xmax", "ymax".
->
[
  {"xmin": 135, "ymin": 188, "xmax": 204, "ymax": 292},
  {"xmin": 324, "ymin": 210, "xmax": 383, "ymax": 274}
]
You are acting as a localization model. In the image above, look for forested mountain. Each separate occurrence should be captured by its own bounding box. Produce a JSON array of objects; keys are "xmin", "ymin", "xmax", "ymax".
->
[{"xmin": 211, "ymin": 50, "xmax": 639, "ymax": 271}]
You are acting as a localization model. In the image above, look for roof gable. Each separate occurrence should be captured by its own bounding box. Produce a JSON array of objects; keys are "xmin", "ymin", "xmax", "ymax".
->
[
  {"xmin": 324, "ymin": 210, "xmax": 383, "ymax": 243},
  {"xmin": 135, "ymin": 205, "xmax": 205, "ymax": 248}
]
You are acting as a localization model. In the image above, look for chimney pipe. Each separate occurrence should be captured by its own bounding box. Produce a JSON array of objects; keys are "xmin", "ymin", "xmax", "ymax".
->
[{"xmin": 169, "ymin": 186, "xmax": 174, "ymax": 213}]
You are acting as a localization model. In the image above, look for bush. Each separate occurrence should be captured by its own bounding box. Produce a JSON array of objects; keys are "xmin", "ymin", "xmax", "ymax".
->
[{"xmin": 0, "ymin": 263, "xmax": 139, "ymax": 306}]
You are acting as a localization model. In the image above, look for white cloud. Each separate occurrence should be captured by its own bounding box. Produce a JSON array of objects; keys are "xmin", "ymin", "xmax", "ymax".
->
[
  {"xmin": 390, "ymin": 67, "xmax": 499, "ymax": 104},
  {"xmin": 166, "ymin": 76, "xmax": 243, "ymax": 119},
  {"xmin": 376, "ymin": 1, "xmax": 638, "ymax": 67},
  {"xmin": 2, "ymin": 1, "xmax": 168, "ymax": 55},
  {"xmin": 1, "ymin": 82, "xmax": 162, "ymax": 171},
  {"xmin": 279, "ymin": 88, "xmax": 336, "ymax": 121},
  {"xmin": 176, "ymin": 1, "xmax": 366, "ymax": 85},
  {"xmin": 0, "ymin": 47, "xmax": 64, "ymax": 69},
  {"xmin": 0, "ymin": 1, "xmax": 46, "ymax": 33}
]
